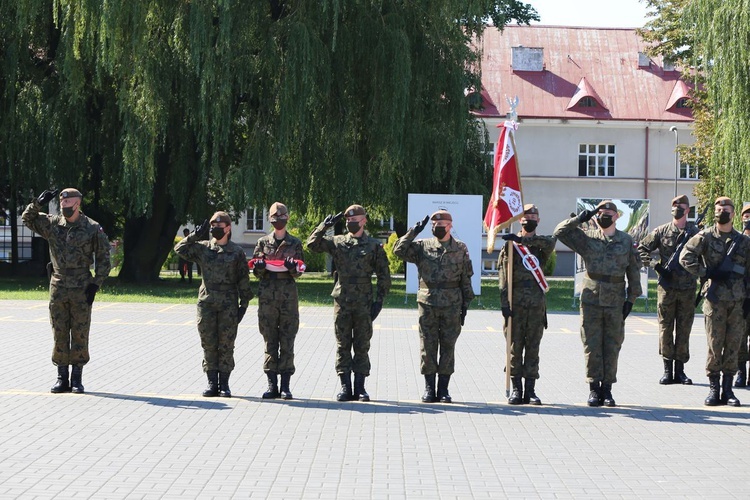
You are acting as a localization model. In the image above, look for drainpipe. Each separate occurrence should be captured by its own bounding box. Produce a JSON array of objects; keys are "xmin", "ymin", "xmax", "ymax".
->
[{"xmin": 644, "ymin": 126, "xmax": 649, "ymax": 199}]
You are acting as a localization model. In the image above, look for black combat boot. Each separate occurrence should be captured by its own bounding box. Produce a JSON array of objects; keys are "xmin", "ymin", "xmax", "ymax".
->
[
  {"xmin": 721, "ymin": 373, "xmax": 741, "ymax": 407},
  {"xmin": 262, "ymin": 371, "xmax": 280, "ymax": 399},
  {"xmin": 601, "ymin": 382, "xmax": 616, "ymax": 407},
  {"xmin": 422, "ymin": 374, "xmax": 438, "ymax": 403},
  {"xmin": 734, "ymin": 362, "xmax": 747, "ymax": 388},
  {"xmin": 674, "ymin": 360, "xmax": 692, "ymax": 385},
  {"xmin": 704, "ymin": 374, "xmax": 721, "ymax": 406},
  {"xmin": 659, "ymin": 359, "xmax": 673, "ymax": 385},
  {"xmin": 508, "ymin": 376, "xmax": 523, "ymax": 405},
  {"xmin": 587, "ymin": 381, "xmax": 601, "ymax": 407},
  {"xmin": 437, "ymin": 374, "xmax": 452, "ymax": 403},
  {"xmin": 280, "ymin": 373, "xmax": 293, "ymax": 400},
  {"xmin": 203, "ymin": 370, "xmax": 219, "ymax": 397},
  {"xmin": 353, "ymin": 373, "xmax": 370, "ymax": 402},
  {"xmin": 524, "ymin": 378, "xmax": 542, "ymax": 405},
  {"xmin": 51, "ymin": 365, "xmax": 71, "ymax": 394},
  {"xmin": 218, "ymin": 372, "xmax": 231, "ymax": 398},
  {"xmin": 336, "ymin": 372, "xmax": 353, "ymax": 402},
  {"xmin": 70, "ymin": 365, "xmax": 84, "ymax": 394}
]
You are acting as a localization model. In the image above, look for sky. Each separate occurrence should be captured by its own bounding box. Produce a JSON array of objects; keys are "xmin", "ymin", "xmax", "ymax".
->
[{"xmin": 526, "ymin": 0, "xmax": 651, "ymax": 29}]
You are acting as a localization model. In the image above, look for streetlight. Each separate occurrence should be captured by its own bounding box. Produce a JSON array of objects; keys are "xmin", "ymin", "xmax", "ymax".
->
[{"xmin": 670, "ymin": 126, "xmax": 679, "ymax": 197}]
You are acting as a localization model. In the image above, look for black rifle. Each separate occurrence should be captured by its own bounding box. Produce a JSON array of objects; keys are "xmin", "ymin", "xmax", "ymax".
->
[
  {"xmin": 697, "ymin": 232, "xmax": 744, "ymax": 306},
  {"xmin": 658, "ymin": 206, "xmax": 708, "ymax": 289}
]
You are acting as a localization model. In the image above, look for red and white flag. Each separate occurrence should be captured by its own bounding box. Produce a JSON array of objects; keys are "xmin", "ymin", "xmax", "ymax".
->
[{"xmin": 484, "ymin": 120, "xmax": 524, "ymax": 253}]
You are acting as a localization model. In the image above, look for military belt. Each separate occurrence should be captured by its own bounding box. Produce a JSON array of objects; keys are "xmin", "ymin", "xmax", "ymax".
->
[
  {"xmin": 266, "ymin": 272, "xmax": 293, "ymax": 280},
  {"xmin": 339, "ymin": 277, "xmax": 372, "ymax": 284},
  {"xmin": 585, "ymin": 272, "xmax": 625, "ymax": 284},
  {"xmin": 420, "ymin": 280, "xmax": 460, "ymax": 289},
  {"xmin": 204, "ymin": 283, "xmax": 237, "ymax": 291},
  {"xmin": 53, "ymin": 268, "xmax": 91, "ymax": 277}
]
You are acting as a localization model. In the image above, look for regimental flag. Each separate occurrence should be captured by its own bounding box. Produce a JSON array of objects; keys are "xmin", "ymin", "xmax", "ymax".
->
[{"xmin": 483, "ymin": 120, "xmax": 524, "ymax": 253}]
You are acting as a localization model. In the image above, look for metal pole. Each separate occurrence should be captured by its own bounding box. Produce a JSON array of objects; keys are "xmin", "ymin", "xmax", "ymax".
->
[{"xmin": 669, "ymin": 125, "xmax": 680, "ymax": 198}]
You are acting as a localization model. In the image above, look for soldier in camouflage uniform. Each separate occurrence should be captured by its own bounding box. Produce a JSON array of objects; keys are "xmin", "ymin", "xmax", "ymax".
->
[
  {"xmin": 680, "ymin": 197, "xmax": 750, "ymax": 407},
  {"xmin": 307, "ymin": 204, "xmax": 391, "ymax": 402},
  {"xmin": 251, "ymin": 202, "xmax": 305, "ymax": 400},
  {"xmin": 498, "ymin": 204, "xmax": 556, "ymax": 405},
  {"xmin": 734, "ymin": 203, "xmax": 750, "ymax": 388},
  {"xmin": 175, "ymin": 212, "xmax": 253, "ymax": 398},
  {"xmin": 637, "ymin": 195, "xmax": 698, "ymax": 386},
  {"xmin": 22, "ymin": 188, "xmax": 111, "ymax": 394},
  {"xmin": 554, "ymin": 200, "xmax": 642, "ymax": 407},
  {"xmin": 394, "ymin": 210, "xmax": 475, "ymax": 403}
]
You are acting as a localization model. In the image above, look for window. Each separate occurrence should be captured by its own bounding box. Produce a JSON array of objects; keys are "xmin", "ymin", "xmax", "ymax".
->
[
  {"xmin": 676, "ymin": 98, "xmax": 690, "ymax": 109},
  {"xmin": 578, "ymin": 96, "xmax": 597, "ymax": 108},
  {"xmin": 486, "ymin": 142, "xmax": 495, "ymax": 167},
  {"xmin": 245, "ymin": 207, "xmax": 265, "ymax": 231},
  {"xmin": 578, "ymin": 144, "xmax": 615, "ymax": 177},
  {"xmin": 687, "ymin": 206, "xmax": 697, "ymax": 222},
  {"xmin": 679, "ymin": 161, "xmax": 698, "ymax": 180}
]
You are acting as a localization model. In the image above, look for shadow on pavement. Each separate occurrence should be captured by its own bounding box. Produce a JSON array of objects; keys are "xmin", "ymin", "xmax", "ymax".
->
[
  {"xmin": 88, "ymin": 391, "xmax": 232, "ymax": 410},
  {"xmin": 233, "ymin": 397, "xmax": 750, "ymax": 424}
]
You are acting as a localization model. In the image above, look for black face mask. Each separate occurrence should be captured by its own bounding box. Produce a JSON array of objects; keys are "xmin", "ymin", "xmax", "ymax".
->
[
  {"xmin": 744, "ymin": 220, "xmax": 750, "ymax": 232},
  {"xmin": 717, "ymin": 212, "xmax": 731, "ymax": 225},
  {"xmin": 597, "ymin": 215, "xmax": 614, "ymax": 229},
  {"xmin": 62, "ymin": 206, "xmax": 76, "ymax": 218},
  {"xmin": 346, "ymin": 221, "xmax": 361, "ymax": 234},
  {"xmin": 271, "ymin": 220, "xmax": 287, "ymax": 230},
  {"xmin": 671, "ymin": 207, "xmax": 686, "ymax": 220},
  {"xmin": 211, "ymin": 227, "xmax": 226, "ymax": 240},
  {"xmin": 432, "ymin": 226, "xmax": 447, "ymax": 239},
  {"xmin": 521, "ymin": 220, "xmax": 538, "ymax": 232}
]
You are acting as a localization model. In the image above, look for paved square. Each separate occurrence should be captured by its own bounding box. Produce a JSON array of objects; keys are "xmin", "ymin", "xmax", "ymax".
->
[{"xmin": 0, "ymin": 300, "xmax": 748, "ymax": 499}]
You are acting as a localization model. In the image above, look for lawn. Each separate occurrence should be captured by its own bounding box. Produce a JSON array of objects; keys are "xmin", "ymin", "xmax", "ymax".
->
[{"xmin": 0, "ymin": 272, "xmax": 678, "ymax": 314}]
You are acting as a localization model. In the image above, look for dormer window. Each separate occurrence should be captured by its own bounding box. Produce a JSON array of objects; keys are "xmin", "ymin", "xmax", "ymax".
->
[
  {"xmin": 676, "ymin": 98, "xmax": 690, "ymax": 109},
  {"xmin": 578, "ymin": 97, "xmax": 597, "ymax": 108}
]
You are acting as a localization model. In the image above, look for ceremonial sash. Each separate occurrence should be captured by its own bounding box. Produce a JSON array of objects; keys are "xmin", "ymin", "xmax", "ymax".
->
[
  {"xmin": 248, "ymin": 258, "xmax": 306, "ymax": 274},
  {"xmin": 512, "ymin": 242, "xmax": 549, "ymax": 293}
]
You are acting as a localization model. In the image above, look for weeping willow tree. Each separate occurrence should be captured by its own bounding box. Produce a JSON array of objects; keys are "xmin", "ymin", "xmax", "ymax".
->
[
  {"xmin": 641, "ymin": 0, "xmax": 750, "ymax": 213},
  {"xmin": 2, "ymin": 0, "xmax": 538, "ymax": 282},
  {"xmin": 684, "ymin": 0, "xmax": 750, "ymax": 210}
]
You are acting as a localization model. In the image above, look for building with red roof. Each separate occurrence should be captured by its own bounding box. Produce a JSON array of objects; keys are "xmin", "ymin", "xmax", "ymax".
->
[{"xmin": 474, "ymin": 25, "xmax": 698, "ymax": 275}]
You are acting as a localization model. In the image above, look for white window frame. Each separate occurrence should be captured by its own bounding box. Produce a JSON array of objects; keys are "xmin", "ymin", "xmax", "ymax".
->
[
  {"xmin": 245, "ymin": 207, "xmax": 265, "ymax": 232},
  {"xmin": 578, "ymin": 144, "xmax": 616, "ymax": 177},
  {"xmin": 679, "ymin": 161, "xmax": 699, "ymax": 180}
]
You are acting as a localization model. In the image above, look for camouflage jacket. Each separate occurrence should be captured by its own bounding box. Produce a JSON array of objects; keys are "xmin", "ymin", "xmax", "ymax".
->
[
  {"xmin": 174, "ymin": 236, "xmax": 253, "ymax": 306},
  {"xmin": 679, "ymin": 226, "xmax": 750, "ymax": 302},
  {"xmin": 554, "ymin": 217, "xmax": 642, "ymax": 306},
  {"xmin": 252, "ymin": 232, "xmax": 305, "ymax": 281},
  {"xmin": 394, "ymin": 229, "xmax": 475, "ymax": 308},
  {"xmin": 498, "ymin": 233, "xmax": 556, "ymax": 308},
  {"xmin": 22, "ymin": 202, "xmax": 111, "ymax": 289},
  {"xmin": 637, "ymin": 221, "xmax": 698, "ymax": 291},
  {"xmin": 307, "ymin": 224, "xmax": 391, "ymax": 303}
]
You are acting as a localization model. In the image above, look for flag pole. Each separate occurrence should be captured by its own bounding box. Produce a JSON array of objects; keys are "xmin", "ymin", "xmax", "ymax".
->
[{"xmin": 505, "ymin": 238, "xmax": 513, "ymax": 398}]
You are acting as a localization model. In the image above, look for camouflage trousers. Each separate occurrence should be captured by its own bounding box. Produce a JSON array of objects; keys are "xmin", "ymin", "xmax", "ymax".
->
[
  {"xmin": 258, "ymin": 280, "xmax": 299, "ymax": 375},
  {"xmin": 580, "ymin": 302, "xmax": 625, "ymax": 384},
  {"xmin": 702, "ymin": 299, "xmax": 743, "ymax": 376},
  {"xmin": 740, "ymin": 320, "xmax": 750, "ymax": 364},
  {"xmin": 333, "ymin": 300, "xmax": 373, "ymax": 376},
  {"xmin": 504, "ymin": 301, "xmax": 545, "ymax": 379},
  {"xmin": 197, "ymin": 300, "xmax": 239, "ymax": 373},
  {"xmin": 418, "ymin": 303, "xmax": 462, "ymax": 375},
  {"xmin": 657, "ymin": 286, "xmax": 696, "ymax": 363},
  {"xmin": 49, "ymin": 284, "xmax": 92, "ymax": 366}
]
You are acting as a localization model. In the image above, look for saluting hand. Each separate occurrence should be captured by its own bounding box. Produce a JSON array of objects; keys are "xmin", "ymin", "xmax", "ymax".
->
[
  {"xmin": 194, "ymin": 219, "xmax": 210, "ymax": 241},
  {"xmin": 412, "ymin": 215, "xmax": 430, "ymax": 236},
  {"xmin": 36, "ymin": 189, "xmax": 59, "ymax": 206},
  {"xmin": 323, "ymin": 212, "xmax": 344, "ymax": 228},
  {"xmin": 576, "ymin": 209, "xmax": 598, "ymax": 224}
]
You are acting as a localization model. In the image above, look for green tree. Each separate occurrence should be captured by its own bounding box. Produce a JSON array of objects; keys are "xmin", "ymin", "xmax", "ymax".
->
[{"xmin": 2, "ymin": 1, "xmax": 538, "ymax": 282}]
